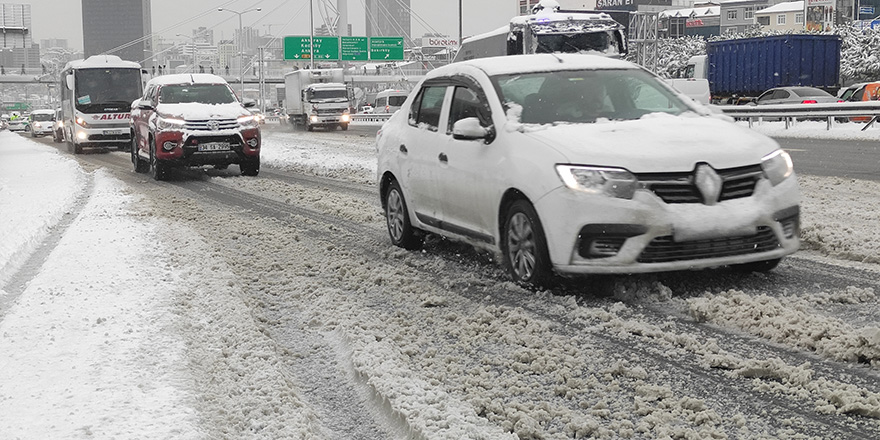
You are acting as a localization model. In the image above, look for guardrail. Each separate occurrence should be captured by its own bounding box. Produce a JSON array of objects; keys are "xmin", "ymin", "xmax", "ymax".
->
[
  {"xmin": 351, "ymin": 113, "xmax": 393, "ymax": 123},
  {"xmin": 717, "ymin": 101, "xmax": 880, "ymax": 130}
]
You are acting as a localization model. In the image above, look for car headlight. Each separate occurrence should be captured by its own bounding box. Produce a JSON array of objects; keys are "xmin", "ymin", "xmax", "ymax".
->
[
  {"xmin": 556, "ymin": 165, "xmax": 637, "ymax": 199},
  {"xmin": 156, "ymin": 116, "xmax": 185, "ymax": 131},
  {"xmin": 341, "ymin": 113, "xmax": 351, "ymax": 122},
  {"xmin": 238, "ymin": 115, "xmax": 258, "ymax": 128},
  {"xmin": 761, "ymin": 149, "xmax": 793, "ymax": 186}
]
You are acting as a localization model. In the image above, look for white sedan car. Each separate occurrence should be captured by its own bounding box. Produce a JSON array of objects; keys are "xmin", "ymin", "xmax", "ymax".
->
[{"xmin": 377, "ymin": 54, "xmax": 800, "ymax": 286}]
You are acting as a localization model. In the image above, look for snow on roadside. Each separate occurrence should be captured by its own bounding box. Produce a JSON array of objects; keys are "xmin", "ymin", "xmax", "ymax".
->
[
  {"xmin": 0, "ymin": 131, "xmax": 87, "ymax": 288},
  {"xmin": 259, "ymin": 125, "xmax": 378, "ymax": 184},
  {"xmin": 0, "ymin": 168, "xmax": 201, "ymax": 438},
  {"xmin": 738, "ymin": 119, "xmax": 880, "ymax": 141}
]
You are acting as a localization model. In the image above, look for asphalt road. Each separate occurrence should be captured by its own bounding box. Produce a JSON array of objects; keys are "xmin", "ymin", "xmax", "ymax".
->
[{"xmin": 775, "ymin": 137, "xmax": 880, "ymax": 182}]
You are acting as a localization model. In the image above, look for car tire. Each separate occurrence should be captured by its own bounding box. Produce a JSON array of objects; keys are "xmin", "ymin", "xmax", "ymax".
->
[
  {"xmin": 307, "ymin": 123, "xmax": 314, "ymax": 132},
  {"xmin": 502, "ymin": 199, "xmax": 554, "ymax": 287},
  {"xmin": 131, "ymin": 135, "xmax": 150, "ymax": 174},
  {"xmin": 384, "ymin": 179, "xmax": 422, "ymax": 250},
  {"xmin": 240, "ymin": 157, "xmax": 260, "ymax": 176},
  {"xmin": 732, "ymin": 258, "xmax": 781, "ymax": 273},
  {"xmin": 53, "ymin": 130, "xmax": 62, "ymax": 143},
  {"xmin": 150, "ymin": 138, "xmax": 169, "ymax": 181}
]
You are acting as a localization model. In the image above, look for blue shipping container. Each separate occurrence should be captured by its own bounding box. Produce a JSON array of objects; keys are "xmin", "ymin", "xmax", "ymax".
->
[{"xmin": 706, "ymin": 34, "xmax": 841, "ymax": 97}]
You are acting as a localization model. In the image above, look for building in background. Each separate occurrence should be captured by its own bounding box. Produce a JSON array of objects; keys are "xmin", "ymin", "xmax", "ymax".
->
[
  {"xmin": 757, "ymin": 0, "xmax": 805, "ymax": 30},
  {"xmin": 81, "ymin": 0, "xmax": 152, "ymax": 67},
  {"xmin": 0, "ymin": 3, "xmax": 40, "ymax": 72},
  {"xmin": 41, "ymin": 38, "xmax": 69, "ymax": 51},
  {"xmin": 365, "ymin": 0, "xmax": 411, "ymax": 43}
]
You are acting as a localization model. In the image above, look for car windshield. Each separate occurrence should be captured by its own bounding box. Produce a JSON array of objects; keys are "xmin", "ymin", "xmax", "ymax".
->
[
  {"xmin": 32, "ymin": 113, "xmax": 53, "ymax": 121},
  {"xmin": 493, "ymin": 68, "xmax": 692, "ymax": 125},
  {"xmin": 388, "ymin": 95, "xmax": 407, "ymax": 106},
  {"xmin": 159, "ymin": 84, "xmax": 237, "ymax": 104}
]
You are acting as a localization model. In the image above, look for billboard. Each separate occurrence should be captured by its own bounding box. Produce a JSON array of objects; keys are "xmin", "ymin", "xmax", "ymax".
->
[{"xmin": 805, "ymin": 0, "xmax": 835, "ymax": 32}]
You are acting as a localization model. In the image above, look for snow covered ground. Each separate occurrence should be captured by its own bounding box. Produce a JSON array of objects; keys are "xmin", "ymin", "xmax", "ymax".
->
[{"xmin": 1, "ymin": 120, "xmax": 879, "ymax": 438}]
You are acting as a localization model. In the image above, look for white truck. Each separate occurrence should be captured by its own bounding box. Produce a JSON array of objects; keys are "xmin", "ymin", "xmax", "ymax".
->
[
  {"xmin": 453, "ymin": 0, "xmax": 627, "ymax": 62},
  {"xmin": 283, "ymin": 69, "xmax": 351, "ymax": 131}
]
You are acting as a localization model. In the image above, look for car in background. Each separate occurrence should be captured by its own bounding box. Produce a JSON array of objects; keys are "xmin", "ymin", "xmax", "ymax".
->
[
  {"xmin": 360, "ymin": 105, "xmax": 375, "ymax": 114},
  {"xmin": 754, "ymin": 86, "xmax": 841, "ymax": 105},
  {"xmin": 837, "ymin": 81, "xmax": 880, "ymax": 122},
  {"xmin": 377, "ymin": 54, "xmax": 801, "ymax": 286},
  {"xmin": 374, "ymin": 89, "xmax": 408, "ymax": 113},
  {"xmin": 7, "ymin": 114, "xmax": 28, "ymax": 132},
  {"xmin": 250, "ymin": 109, "xmax": 266, "ymax": 124},
  {"xmin": 28, "ymin": 109, "xmax": 56, "ymax": 137},
  {"xmin": 53, "ymin": 108, "xmax": 64, "ymax": 143},
  {"xmin": 130, "ymin": 73, "xmax": 261, "ymax": 180}
]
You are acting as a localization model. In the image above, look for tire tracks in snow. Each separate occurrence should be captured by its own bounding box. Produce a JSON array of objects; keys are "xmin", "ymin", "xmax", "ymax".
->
[{"xmin": 164, "ymin": 173, "xmax": 880, "ymax": 438}]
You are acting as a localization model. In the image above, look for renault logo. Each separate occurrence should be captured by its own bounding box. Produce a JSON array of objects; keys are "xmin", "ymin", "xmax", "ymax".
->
[
  {"xmin": 207, "ymin": 120, "xmax": 220, "ymax": 131},
  {"xmin": 694, "ymin": 164, "xmax": 723, "ymax": 205}
]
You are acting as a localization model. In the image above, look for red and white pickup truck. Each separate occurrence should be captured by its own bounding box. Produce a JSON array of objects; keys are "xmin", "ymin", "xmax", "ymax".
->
[{"xmin": 130, "ymin": 74, "xmax": 261, "ymax": 180}]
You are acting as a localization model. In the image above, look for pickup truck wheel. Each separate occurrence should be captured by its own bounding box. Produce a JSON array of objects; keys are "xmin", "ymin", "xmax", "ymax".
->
[
  {"xmin": 240, "ymin": 158, "xmax": 260, "ymax": 176},
  {"xmin": 150, "ymin": 139, "xmax": 169, "ymax": 181},
  {"xmin": 132, "ymin": 135, "xmax": 150, "ymax": 174}
]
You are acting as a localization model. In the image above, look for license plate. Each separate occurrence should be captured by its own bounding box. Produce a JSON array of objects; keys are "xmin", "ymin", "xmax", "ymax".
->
[
  {"xmin": 103, "ymin": 129, "xmax": 122, "ymax": 135},
  {"xmin": 197, "ymin": 142, "xmax": 230, "ymax": 152}
]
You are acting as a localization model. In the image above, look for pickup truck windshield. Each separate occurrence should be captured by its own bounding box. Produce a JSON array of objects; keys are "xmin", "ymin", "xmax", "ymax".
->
[{"xmin": 159, "ymin": 84, "xmax": 237, "ymax": 104}]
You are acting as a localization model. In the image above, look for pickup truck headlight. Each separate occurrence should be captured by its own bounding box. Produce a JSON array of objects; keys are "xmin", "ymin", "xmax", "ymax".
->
[
  {"xmin": 556, "ymin": 165, "xmax": 637, "ymax": 199},
  {"xmin": 237, "ymin": 115, "xmax": 258, "ymax": 128},
  {"xmin": 761, "ymin": 149, "xmax": 793, "ymax": 186},
  {"xmin": 156, "ymin": 116, "xmax": 185, "ymax": 131}
]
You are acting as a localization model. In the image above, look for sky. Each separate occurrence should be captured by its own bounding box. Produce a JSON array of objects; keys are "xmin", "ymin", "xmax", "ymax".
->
[{"xmin": 23, "ymin": 0, "xmax": 521, "ymax": 52}]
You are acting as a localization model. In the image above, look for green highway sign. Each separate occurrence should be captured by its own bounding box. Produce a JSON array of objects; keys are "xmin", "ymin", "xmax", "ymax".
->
[
  {"xmin": 369, "ymin": 37, "xmax": 404, "ymax": 61},
  {"xmin": 283, "ymin": 36, "xmax": 339, "ymax": 60},
  {"xmin": 340, "ymin": 36, "xmax": 368, "ymax": 61}
]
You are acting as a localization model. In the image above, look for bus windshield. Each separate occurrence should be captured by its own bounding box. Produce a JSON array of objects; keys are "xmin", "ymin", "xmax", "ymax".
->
[{"xmin": 74, "ymin": 68, "xmax": 141, "ymax": 112}]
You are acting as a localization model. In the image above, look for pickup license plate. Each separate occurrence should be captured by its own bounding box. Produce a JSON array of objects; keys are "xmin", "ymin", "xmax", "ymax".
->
[
  {"xmin": 103, "ymin": 129, "xmax": 122, "ymax": 135},
  {"xmin": 198, "ymin": 142, "xmax": 230, "ymax": 152}
]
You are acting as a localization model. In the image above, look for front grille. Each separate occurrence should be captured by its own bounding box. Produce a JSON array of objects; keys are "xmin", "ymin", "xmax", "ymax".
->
[
  {"xmin": 637, "ymin": 226, "xmax": 779, "ymax": 263},
  {"xmin": 316, "ymin": 108, "xmax": 343, "ymax": 115},
  {"xmin": 185, "ymin": 119, "xmax": 239, "ymax": 131},
  {"xmin": 88, "ymin": 134, "xmax": 131, "ymax": 141},
  {"xmin": 636, "ymin": 165, "xmax": 763, "ymax": 204}
]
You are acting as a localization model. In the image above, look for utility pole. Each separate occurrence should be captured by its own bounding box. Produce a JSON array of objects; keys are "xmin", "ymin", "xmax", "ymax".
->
[{"xmin": 218, "ymin": 7, "xmax": 263, "ymax": 98}]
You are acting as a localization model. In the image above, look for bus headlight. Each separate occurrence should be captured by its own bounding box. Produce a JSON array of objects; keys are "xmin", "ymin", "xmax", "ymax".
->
[{"xmin": 75, "ymin": 117, "xmax": 90, "ymax": 128}]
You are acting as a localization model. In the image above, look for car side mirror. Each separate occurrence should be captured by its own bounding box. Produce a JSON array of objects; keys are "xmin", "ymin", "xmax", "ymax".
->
[
  {"xmin": 243, "ymin": 100, "xmax": 256, "ymax": 108},
  {"xmin": 65, "ymin": 73, "xmax": 74, "ymax": 91},
  {"xmin": 138, "ymin": 101, "xmax": 154, "ymax": 111},
  {"xmin": 452, "ymin": 117, "xmax": 492, "ymax": 141}
]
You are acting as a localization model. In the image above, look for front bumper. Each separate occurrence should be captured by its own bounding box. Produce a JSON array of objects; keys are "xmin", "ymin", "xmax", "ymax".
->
[
  {"xmin": 154, "ymin": 128, "xmax": 260, "ymax": 167},
  {"xmin": 534, "ymin": 175, "xmax": 801, "ymax": 275}
]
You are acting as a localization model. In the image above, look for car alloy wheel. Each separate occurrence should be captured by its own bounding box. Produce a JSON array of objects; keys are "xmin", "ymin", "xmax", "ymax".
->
[
  {"xmin": 503, "ymin": 200, "xmax": 552, "ymax": 286},
  {"xmin": 384, "ymin": 180, "xmax": 422, "ymax": 250}
]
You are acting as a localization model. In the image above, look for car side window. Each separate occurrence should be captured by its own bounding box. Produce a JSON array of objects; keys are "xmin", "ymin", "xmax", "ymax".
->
[
  {"xmin": 757, "ymin": 91, "xmax": 773, "ymax": 103},
  {"xmin": 409, "ymin": 86, "xmax": 446, "ymax": 131},
  {"xmin": 775, "ymin": 90, "xmax": 790, "ymax": 99},
  {"xmin": 447, "ymin": 86, "xmax": 491, "ymax": 133}
]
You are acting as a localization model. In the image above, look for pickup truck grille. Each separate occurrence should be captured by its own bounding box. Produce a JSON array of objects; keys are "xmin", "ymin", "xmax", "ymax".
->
[
  {"xmin": 635, "ymin": 165, "xmax": 763, "ymax": 204},
  {"xmin": 185, "ymin": 119, "xmax": 239, "ymax": 131}
]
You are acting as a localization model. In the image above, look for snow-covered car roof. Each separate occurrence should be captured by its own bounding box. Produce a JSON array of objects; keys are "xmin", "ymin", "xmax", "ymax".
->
[
  {"xmin": 430, "ymin": 53, "xmax": 636, "ymax": 79},
  {"xmin": 147, "ymin": 74, "xmax": 229, "ymax": 87}
]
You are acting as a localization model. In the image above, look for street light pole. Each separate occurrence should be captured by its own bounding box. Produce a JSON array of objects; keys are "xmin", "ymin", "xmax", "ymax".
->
[
  {"xmin": 218, "ymin": 7, "xmax": 262, "ymax": 99},
  {"xmin": 176, "ymin": 33, "xmax": 198, "ymax": 72}
]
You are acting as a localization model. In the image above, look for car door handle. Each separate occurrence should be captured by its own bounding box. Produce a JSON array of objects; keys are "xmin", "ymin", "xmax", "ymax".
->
[
  {"xmin": 438, "ymin": 153, "xmax": 448, "ymax": 163},
  {"xmin": 399, "ymin": 144, "xmax": 408, "ymax": 154}
]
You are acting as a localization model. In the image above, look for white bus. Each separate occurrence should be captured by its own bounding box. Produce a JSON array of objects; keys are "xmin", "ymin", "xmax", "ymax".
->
[{"xmin": 59, "ymin": 55, "xmax": 144, "ymax": 154}]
